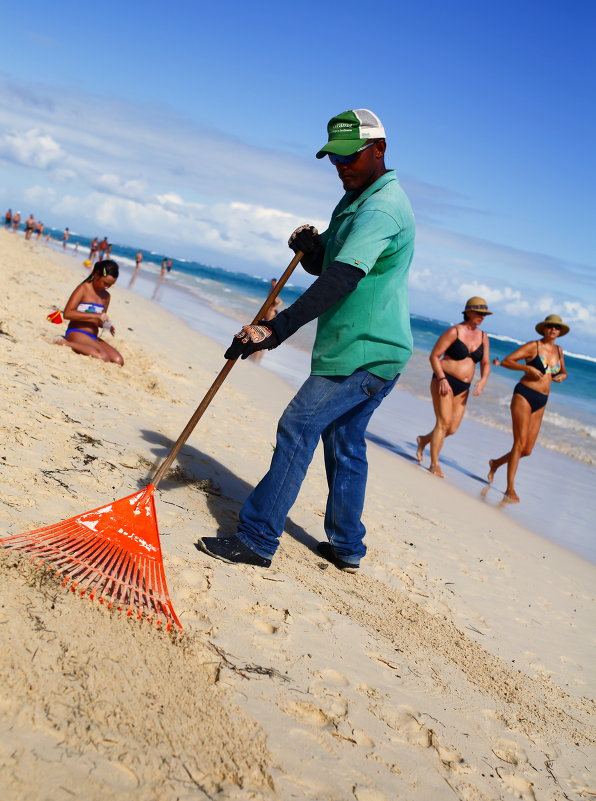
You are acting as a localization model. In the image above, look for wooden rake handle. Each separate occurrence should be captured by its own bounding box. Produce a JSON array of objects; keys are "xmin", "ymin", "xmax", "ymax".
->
[{"xmin": 151, "ymin": 251, "xmax": 304, "ymax": 489}]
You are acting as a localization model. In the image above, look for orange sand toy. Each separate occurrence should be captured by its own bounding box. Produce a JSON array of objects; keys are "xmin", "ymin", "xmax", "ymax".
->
[{"xmin": 1, "ymin": 252, "xmax": 302, "ymax": 630}]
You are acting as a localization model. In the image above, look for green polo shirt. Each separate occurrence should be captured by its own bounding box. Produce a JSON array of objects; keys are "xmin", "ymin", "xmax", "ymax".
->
[{"xmin": 311, "ymin": 170, "xmax": 415, "ymax": 380}]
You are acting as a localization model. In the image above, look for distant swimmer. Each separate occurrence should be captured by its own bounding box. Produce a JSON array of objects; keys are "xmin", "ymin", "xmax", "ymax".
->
[
  {"xmin": 416, "ymin": 297, "xmax": 491, "ymax": 477},
  {"xmin": 61, "ymin": 259, "xmax": 124, "ymax": 365},
  {"xmin": 487, "ymin": 314, "xmax": 568, "ymax": 503}
]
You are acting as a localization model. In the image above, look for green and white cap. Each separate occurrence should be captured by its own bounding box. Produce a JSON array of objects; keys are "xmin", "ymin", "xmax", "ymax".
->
[{"xmin": 316, "ymin": 109, "xmax": 386, "ymax": 159}]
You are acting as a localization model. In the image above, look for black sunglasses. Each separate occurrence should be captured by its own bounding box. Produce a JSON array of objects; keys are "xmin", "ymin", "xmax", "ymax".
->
[{"xmin": 328, "ymin": 140, "xmax": 377, "ymax": 166}]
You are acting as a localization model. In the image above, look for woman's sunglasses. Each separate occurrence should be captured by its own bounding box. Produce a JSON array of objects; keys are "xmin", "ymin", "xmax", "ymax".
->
[{"xmin": 328, "ymin": 140, "xmax": 377, "ymax": 166}]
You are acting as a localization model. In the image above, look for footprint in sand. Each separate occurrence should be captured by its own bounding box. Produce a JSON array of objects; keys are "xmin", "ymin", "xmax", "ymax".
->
[
  {"xmin": 252, "ymin": 620, "xmax": 279, "ymax": 634},
  {"xmin": 491, "ymin": 738, "xmax": 529, "ymax": 767},
  {"xmin": 371, "ymin": 703, "xmax": 471, "ymax": 775},
  {"xmin": 89, "ymin": 757, "xmax": 140, "ymax": 791},
  {"xmin": 284, "ymin": 700, "xmax": 334, "ymax": 729},
  {"xmin": 372, "ymin": 704, "xmax": 432, "ymax": 747},
  {"xmin": 353, "ymin": 786, "xmax": 391, "ymax": 801},
  {"xmin": 499, "ymin": 772, "xmax": 537, "ymax": 800},
  {"xmin": 300, "ymin": 606, "xmax": 333, "ymax": 630},
  {"xmin": 244, "ymin": 601, "xmax": 291, "ymax": 635},
  {"xmin": 431, "ymin": 739, "xmax": 471, "ymax": 775},
  {"xmin": 357, "ymin": 683, "xmax": 384, "ymax": 702},
  {"xmin": 366, "ymin": 650, "xmax": 403, "ymax": 676},
  {"xmin": 178, "ymin": 567, "xmax": 211, "ymax": 592},
  {"xmin": 315, "ymin": 668, "xmax": 349, "ymax": 687}
]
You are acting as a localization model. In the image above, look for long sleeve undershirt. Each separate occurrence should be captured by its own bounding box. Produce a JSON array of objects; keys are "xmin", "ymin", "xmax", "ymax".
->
[{"xmin": 268, "ymin": 261, "xmax": 364, "ymax": 344}]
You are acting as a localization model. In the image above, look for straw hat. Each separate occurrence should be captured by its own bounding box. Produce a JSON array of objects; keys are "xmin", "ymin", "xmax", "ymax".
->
[
  {"xmin": 535, "ymin": 314, "xmax": 570, "ymax": 337},
  {"xmin": 462, "ymin": 296, "xmax": 492, "ymax": 315}
]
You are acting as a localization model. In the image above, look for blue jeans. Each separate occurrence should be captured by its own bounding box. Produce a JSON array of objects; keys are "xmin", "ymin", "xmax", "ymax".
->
[{"xmin": 236, "ymin": 369, "xmax": 399, "ymax": 564}]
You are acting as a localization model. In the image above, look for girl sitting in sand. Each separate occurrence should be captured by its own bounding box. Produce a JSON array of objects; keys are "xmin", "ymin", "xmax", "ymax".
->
[
  {"xmin": 61, "ymin": 259, "xmax": 124, "ymax": 365},
  {"xmin": 487, "ymin": 314, "xmax": 568, "ymax": 502},
  {"xmin": 416, "ymin": 297, "xmax": 491, "ymax": 477}
]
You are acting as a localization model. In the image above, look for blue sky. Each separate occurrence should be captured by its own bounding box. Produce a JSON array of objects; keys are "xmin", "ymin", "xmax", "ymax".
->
[{"xmin": 1, "ymin": 0, "xmax": 594, "ymax": 355}]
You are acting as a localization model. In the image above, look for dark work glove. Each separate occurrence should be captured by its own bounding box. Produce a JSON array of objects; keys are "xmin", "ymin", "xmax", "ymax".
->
[
  {"xmin": 288, "ymin": 224, "xmax": 324, "ymax": 276},
  {"xmin": 224, "ymin": 322, "xmax": 280, "ymax": 360},
  {"xmin": 288, "ymin": 224, "xmax": 321, "ymax": 255}
]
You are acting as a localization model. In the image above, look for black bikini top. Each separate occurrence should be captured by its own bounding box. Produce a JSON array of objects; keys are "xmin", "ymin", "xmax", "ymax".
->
[
  {"xmin": 445, "ymin": 333, "xmax": 484, "ymax": 363},
  {"xmin": 526, "ymin": 342, "xmax": 561, "ymax": 375}
]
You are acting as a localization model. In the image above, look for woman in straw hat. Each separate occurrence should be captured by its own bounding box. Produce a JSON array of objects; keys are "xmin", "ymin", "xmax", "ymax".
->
[
  {"xmin": 487, "ymin": 314, "xmax": 569, "ymax": 502},
  {"xmin": 416, "ymin": 297, "xmax": 492, "ymax": 477}
]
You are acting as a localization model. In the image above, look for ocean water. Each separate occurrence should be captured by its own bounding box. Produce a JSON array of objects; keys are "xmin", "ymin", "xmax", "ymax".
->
[{"xmin": 43, "ymin": 228, "xmax": 596, "ymax": 562}]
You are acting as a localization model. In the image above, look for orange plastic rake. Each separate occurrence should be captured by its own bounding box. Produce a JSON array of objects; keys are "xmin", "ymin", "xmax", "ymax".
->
[{"xmin": 1, "ymin": 252, "xmax": 302, "ymax": 631}]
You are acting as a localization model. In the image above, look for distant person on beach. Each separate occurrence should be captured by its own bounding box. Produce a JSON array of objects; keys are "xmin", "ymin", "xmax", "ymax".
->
[
  {"xmin": 89, "ymin": 237, "xmax": 99, "ymax": 263},
  {"xmin": 416, "ymin": 297, "xmax": 491, "ymax": 477},
  {"xmin": 98, "ymin": 237, "xmax": 109, "ymax": 259},
  {"xmin": 12, "ymin": 211, "xmax": 21, "ymax": 232},
  {"xmin": 25, "ymin": 214, "xmax": 35, "ymax": 240},
  {"xmin": 160, "ymin": 257, "xmax": 168, "ymax": 278},
  {"xmin": 128, "ymin": 249, "xmax": 143, "ymax": 289},
  {"xmin": 35, "ymin": 220, "xmax": 44, "ymax": 240},
  {"xmin": 264, "ymin": 278, "xmax": 282, "ymax": 320},
  {"xmin": 3, "ymin": 209, "xmax": 11, "ymax": 229},
  {"xmin": 197, "ymin": 108, "xmax": 415, "ymax": 573},
  {"xmin": 167, "ymin": 259, "xmax": 173, "ymax": 273},
  {"xmin": 62, "ymin": 227, "xmax": 70, "ymax": 250},
  {"xmin": 61, "ymin": 259, "xmax": 124, "ymax": 365},
  {"xmin": 487, "ymin": 314, "xmax": 568, "ymax": 503}
]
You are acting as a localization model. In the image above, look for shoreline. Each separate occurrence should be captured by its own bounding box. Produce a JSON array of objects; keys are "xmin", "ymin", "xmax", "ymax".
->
[{"xmin": 1, "ymin": 229, "xmax": 595, "ymax": 800}]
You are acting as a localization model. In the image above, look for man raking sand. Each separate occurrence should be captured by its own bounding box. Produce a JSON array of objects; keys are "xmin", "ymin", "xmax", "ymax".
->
[{"xmin": 198, "ymin": 109, "xmax": 415, "ymax": 572}]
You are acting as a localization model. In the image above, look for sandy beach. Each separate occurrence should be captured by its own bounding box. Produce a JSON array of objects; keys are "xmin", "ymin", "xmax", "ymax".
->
[{"xmin": 1, "ymin": 229, "xmax": 594, "ymax": 800}]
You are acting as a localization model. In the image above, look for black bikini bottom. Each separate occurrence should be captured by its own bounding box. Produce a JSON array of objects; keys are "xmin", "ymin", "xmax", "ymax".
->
[
  {"xmin": 513, "ymin": 382, "xmax": 548, "ymax": 413},
  {"xmin": 433, "ymin": 372, "xmax": 471, "ymax": 397}
]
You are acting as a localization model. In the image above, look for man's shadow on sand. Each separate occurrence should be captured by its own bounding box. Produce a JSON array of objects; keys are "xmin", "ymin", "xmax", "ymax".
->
[
  {"xmin": 368, "ymin": 431, "xmax": 489, "ymax": 486},
  {"xmin": 137, "ymin": 428, "xmax": 319, "ymax": 554}
]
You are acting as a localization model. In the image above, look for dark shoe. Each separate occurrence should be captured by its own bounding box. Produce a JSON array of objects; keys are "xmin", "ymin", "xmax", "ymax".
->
[
  {"xmin": 316, "ymin": 542, "xmax": 359, "ymax": 573},
  {"xmin": 196, "ymin": 536, "xmax": 271, "ymax": 568}
]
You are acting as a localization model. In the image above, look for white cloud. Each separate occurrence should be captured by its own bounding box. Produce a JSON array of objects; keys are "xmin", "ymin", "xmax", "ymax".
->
[
  {"xmin": 0, "ymin": 127, "xmax": 65, "ymax": 169},
  {"xmin": 90, "ymin": 173, "xmax": 149, "ymax": 201},
  {"xmin": 561, "ymin": 300, "xmax": 594, "ymax": 325},
  {"xmin": 23, "ymin": 184, "xmax": 57, "ymax": 205},
  {"xmin": 50, "ymin": 167, "xmax": 77, "ymax": 183},
  {"xmin": 51, "ymin": 189, "xmax": 326, "ymax": 268}
]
